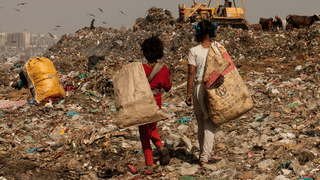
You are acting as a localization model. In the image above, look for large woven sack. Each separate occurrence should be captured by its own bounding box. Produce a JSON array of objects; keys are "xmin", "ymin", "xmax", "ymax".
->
[
  {"xmin": 114, "ymin": 62, "xmax": 166, "ymax": 129},
  {"xmin": 204, "ymin": 43, "xmax": 253, "ymax": 125},
  {"xmin": 25, "ymin": 57, "xmax": 65, "ymax": 102}
]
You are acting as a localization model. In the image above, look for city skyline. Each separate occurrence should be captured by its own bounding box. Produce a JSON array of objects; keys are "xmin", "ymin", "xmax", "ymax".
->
[
  {"xmin": 0, "ymin": 31, "xmax": 58, "ymax": 64},
  {"xmin": 0, "ymin": 32, "xmax": 58, "ymax": 49}
]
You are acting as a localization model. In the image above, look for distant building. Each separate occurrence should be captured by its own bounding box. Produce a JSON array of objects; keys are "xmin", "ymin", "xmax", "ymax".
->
[
  {"xmin": 5, "ymin": 32, "xmax": 30, "ymax": 48},
  {"xmin": 24, "ymin": 32, "xmax": 30, "ymax": 48},
  {"xmin": 38, "ymin": 34, "xmax": 46, "ymax": 47},
  {"xmin": 0, "ymin": 33, "xmax": 7, "ymax": 47},
  {"xmin": 29, "ymin": 33, "xmax": 58, "ymax": 48},
  {"xmin": 30, "ymin": 34, "xmax": 38, "ymax": 47}
]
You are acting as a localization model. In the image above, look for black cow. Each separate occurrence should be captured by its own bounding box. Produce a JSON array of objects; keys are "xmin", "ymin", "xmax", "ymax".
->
[
  {"xmin": 286, "ymin": 14, "xmax": 320, "ymax": 29},
  {"xmin": 259, "ymin": 18, "xmax": 273, "ymax": 31}
]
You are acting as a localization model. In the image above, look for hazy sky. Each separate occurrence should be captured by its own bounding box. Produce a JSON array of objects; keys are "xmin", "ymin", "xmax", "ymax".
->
[{"xmin": 1, "ymin": 0, "xmax": 320, "ymax": 37}]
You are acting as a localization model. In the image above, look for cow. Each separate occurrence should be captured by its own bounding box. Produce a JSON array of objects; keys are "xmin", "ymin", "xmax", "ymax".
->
[
  {"xmin": 286, "ymin": 14, "xmax": 320, "ymax": 29},
  {"xmin": 259, "ymin": 18, "xmax": 273, "ymax": 31}
]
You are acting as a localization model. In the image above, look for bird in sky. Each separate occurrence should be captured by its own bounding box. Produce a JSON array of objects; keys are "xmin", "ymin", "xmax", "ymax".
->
[
  {"xmin": 102, "ymin": 21, "xmax": 107, "ymax": 24},
  {"xmin": 86, "ymin": 13, "xmax": 96, "ymax": 17},
  {"xmin": 55, "ymin": 25, "xmax": 60, "ymax": 27},
  {"xmin": 98, "ymin": 8, "xmax": 103, "ymax": 13},
  {"xmin": 119, "ymin": 10, "xmax": 126, "ymax": 15},
  {"xmin": 48, "ymin": 33, "xmax": 54, "ymax": 38},
  {"xmin": 17, "ymin": 3, "xmax": 27, "ymax": 6},
  {"xmin": 13, "ymin": 8, "xmax": 20, "ymax": 11},
  {"xmin": 52, "ymin": 28, "xmax": 58, "ymax": 31}
]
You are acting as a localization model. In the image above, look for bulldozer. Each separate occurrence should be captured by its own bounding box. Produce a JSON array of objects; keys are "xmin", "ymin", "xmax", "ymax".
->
[{"xmin": 178, "ymin": 0, "xmax": 250, "ymax": 30}]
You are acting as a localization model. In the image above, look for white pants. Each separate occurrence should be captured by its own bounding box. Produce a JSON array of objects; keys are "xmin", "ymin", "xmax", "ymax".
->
[{"xmin": 193, "ymin": 83, "xmax": 215, "ymax": 163}]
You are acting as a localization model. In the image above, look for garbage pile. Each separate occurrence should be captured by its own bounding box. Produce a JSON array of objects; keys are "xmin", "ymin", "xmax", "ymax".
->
[
  {"xmin": 1, "ymin": 7, "xmax": 320, "ymax": 179},
  {"xmin": 136, "ymin": 6, "xmax": 176, "ymax": 30},
  {"xmin": 220, "ymin": 26, "xmax": 320, "ymax": 63}
]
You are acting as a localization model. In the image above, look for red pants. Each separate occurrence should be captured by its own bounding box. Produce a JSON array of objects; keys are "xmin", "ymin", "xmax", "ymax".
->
[{"xmin": 139, "ymin": 122, "xmax": 163, "ymax": 166}]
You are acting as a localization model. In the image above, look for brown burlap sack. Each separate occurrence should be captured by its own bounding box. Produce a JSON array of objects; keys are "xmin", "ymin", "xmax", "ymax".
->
[
  {"xmin": 204, "ymin": 42, "xmax": 253, "ymax": 125},
  {"xmin": 205, "ymin": 43, "xmax": 231, "ymax": 76},
  {"xmin": 113, "ymin": 62, "xmax": 166, "ymax": 129}
]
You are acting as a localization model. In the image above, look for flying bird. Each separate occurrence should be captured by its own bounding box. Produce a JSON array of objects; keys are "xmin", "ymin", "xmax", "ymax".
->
[
  {"xmin": 86, "ymin": 13, "xmax": 96, "ymax": 17},
  {"xmin": 17, "ymin": 3, "xmax": 27, "ymax": 6},
  {"xmin": 119, "ymin": 10, "xmax": 126, "ymax": 15},
  {"xmin": 48, "ymin": 33, "xmax": 54, "ymax": 38},
  {"xmin": 13, "ymin": 8, "xmax": 20, "ymax": 11},
  {"xmin": 98, "ymin": 8, "xmax": 103, "ymax": 13},
  {"xmin": 52, "ymin": 28, "xmax": 58, "ymax": 30},
  {"xmin": 102, "ymin": 21, "xmax": 107, "ymax": 24},
  {"xmin": 55, "ymin": 25, "xmax": 60, "ymax": 27}
]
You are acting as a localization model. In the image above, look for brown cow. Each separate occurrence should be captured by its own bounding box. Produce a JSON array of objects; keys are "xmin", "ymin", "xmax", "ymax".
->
[
  {"xmin": 259, "ymin": 18, "xmax": 273, "ymax": 31},
  {"xmin": 286, "ymin": 14, "xmax": 320, "ymax": 29}
]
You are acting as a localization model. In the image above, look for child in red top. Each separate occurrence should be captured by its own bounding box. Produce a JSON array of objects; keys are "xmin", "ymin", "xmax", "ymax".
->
[{"xmin": 139, "ymin": 36, "xmax": 173, "ymax": 171}]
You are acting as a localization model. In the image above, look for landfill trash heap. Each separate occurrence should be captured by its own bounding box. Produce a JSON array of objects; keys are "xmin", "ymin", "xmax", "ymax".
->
[{"xmin": 1, "ymin": 7, "xmax": 320, "ymax": 180}]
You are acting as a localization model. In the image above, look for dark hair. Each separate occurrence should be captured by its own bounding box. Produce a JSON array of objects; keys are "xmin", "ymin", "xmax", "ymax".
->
[
  {"xmin": 196, "ymin": 20, "xmax": 216, "ymax": 42},
  {"xmin": 141, "ymin": 35, "xmax": 164, "ymax": 61}
]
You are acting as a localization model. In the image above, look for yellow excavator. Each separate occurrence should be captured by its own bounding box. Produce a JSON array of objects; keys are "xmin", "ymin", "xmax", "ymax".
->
[{"xmin": 178, "ymin": 0, "xmax": 250, "ymax": 29}]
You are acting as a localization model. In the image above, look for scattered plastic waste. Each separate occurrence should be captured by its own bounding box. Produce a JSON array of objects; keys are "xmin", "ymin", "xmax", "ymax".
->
[
  {"xmin": 78, "ymin": 73, "xmax": 88, "ymax": 79},
  {"xmin": 87, "ymin": 108, "xmax": 100, "ymax": 113},
  {"xmin": 110, "ymin": 107, "xmax": 117, "ymax": 112},
  {"xmin": 67, "ymin": 111, "xmax": 79, "ymax": 117},
  {"xmin": 126, "ymin": 164, "xmax": 139, "ymax": 174},
  {"xmin": 279, "ymin": 161, "xmax": 291, "ymax": 169},
  {"xmin": 253, "ymin": 113, "xmax": 263, "ymax": 121},
  {"xmin": 27, "ymin": 147, "xmax": 38, "ymax": 154},
  {"xmin": 283, "ymin": 102, "xmax": 298, "ymax": 109},
  {"xmin": 1, "ymin": 6, "xmax": 320, "ymax": 179},
  {"xmin": 253, "ymin": 113, "xmax": 269, "ymax": 122},
  {"xmin": 177, "ymin": 117, "xmax": 193, "ymax": 124},
  {"xmin": 87, "ymin": 91, "xmax": 101, "ymax": 99}
]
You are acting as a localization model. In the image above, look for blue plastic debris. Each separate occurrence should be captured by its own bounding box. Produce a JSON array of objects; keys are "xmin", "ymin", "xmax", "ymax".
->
[
  {"xmin": 78, "ymin": 73, "xmax": 88, "ymax": 79},
  {"xmin": 177, "ymin": 117, "xmax": 193, "ymax": 124},
  {"xmin": 28, "ymin": 147, "xmax": 38, "ymax": 154},
  {"xmin": 67, "ymin": 111, "xmax": 79, "ymax": 117}
]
